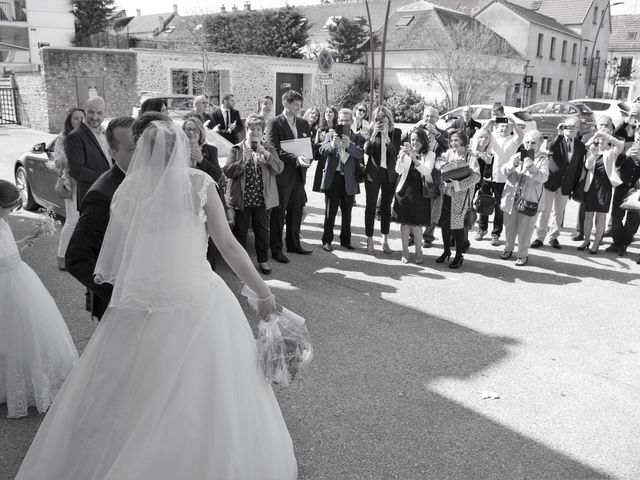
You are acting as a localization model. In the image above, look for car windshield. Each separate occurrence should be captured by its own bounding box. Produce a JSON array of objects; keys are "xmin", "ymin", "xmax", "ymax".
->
[
  {"xmin": 475, "ymin": 108, "xmax": 492, "ymax": 120},
  {"xmin": 513, "ymin": 111, "xmax": 534, "ymax": 122},
  {"xmin": 573, "ymin": 103, "xmax": 592, "ymax": 114},
  {"xmin": 578, "ymin": 101, "xmax": 606, "ymax": 111}
]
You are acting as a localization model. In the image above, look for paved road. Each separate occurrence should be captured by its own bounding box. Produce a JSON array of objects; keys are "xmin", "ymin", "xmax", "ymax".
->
[{"xmin": 1, "ymin": 125, "xmax": 639, "ymax": 479}]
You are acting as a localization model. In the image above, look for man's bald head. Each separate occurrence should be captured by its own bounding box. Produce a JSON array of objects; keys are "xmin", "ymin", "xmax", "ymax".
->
[{"xmin": 85, "ymin": 96, "xmax": 106, "ymax": 129}]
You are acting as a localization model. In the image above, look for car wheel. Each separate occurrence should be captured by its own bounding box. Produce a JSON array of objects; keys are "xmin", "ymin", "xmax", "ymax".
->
[{"xmin": 15, "ymin": 164, "xmax": 37, "ymax": 210}]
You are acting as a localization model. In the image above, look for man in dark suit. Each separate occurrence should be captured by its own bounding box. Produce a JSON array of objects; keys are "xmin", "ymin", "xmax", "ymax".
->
[
  {"xmin": 318, "ymin": 108, "xmax": 365, "ymax": 251},
  {"xmin": 66, "ymin": 113, "xmax": 168, "ymax": 320},
  {"xmin": 450, "ymin": 106, "xmax": 482, "ymax": 140},
  {"xmin": 266, "ymin": 89, "xmax": 313, "ymax": 263},
  {"xmin": 531, "ymin": 117, "xmax": 585, "ymax": 250},
  {"xmin": 211, "ymin": 93, "xmax": 244, "ymax": 144},
  {"xmin": 66, "ymin": 96, "xmax": 111, "ymax": 209}
]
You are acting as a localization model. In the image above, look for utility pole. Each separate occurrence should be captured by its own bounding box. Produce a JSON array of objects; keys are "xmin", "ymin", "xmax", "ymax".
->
[
  {"xmin": 378, "ymin": 0, "xmax": 391, "ymax": 106},
  {"xmin": 364, "ymin": 0, "xmax": 375, "ymax": 116}
]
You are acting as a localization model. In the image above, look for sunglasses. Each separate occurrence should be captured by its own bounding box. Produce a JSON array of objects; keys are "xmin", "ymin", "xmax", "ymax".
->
[
  {"xmin": 356, "ymin": 108, "xmax": 367, "ymax": 113},
  {"xmin": 562, "ymin": 125, "xmax": 576, "ymax": 130}
]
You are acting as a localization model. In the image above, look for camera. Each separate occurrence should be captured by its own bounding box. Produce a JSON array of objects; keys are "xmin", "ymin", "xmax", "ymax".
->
[
  {"xmin": 520, "ymin": 148, "xmax": 534, "ymax": 160},
  {"xmin": 495, "ymin": 117, "xmax": 508, "ymax": 124},
  {"xmin": 334, "ymin": 124, "xmax": 344, "ymax": 137}
]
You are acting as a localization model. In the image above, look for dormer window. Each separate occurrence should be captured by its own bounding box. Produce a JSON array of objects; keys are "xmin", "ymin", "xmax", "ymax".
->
[{"xmin": 395, "ymin": 15, "xmax": 414, "ymax": 27}]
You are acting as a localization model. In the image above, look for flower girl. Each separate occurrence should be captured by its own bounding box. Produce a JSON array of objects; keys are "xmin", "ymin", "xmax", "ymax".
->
[{"xmin": 0, "ymin": 180, "xmax": 78, "ymax": 418}]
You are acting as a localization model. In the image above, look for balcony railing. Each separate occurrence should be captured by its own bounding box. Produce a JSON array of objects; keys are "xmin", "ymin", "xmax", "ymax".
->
[{"xmin": 0, "ymin": 1, "xmax": 27, "ymax": 22}]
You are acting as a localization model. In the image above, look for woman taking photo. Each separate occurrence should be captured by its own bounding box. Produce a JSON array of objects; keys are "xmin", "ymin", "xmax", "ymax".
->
[
  {"xmin": 312, "ymin": 106, "xmax": 338, "ymax": 193},
  {"xmin": 499, "ymin": 130, "xmax": 549, "ymax": 266},
  {"xmin": 577, "ymin": 116, "xmax": 622, "ymax": 254},
  {"xmin": 224, "ymin": 114, "xmax": 283, "ymax": 275},
  {"xmin": 436, "ymin": 129, "xmax": 480, "ymax": 269},
  {"xmin": 470, "ymin": 129, "xmax": 495, "ymax": 241},
  {"xmin": 55, "ymin": 107, "xmax": 85, "ymax": 271},
  {"xmin": 364, "ymin": 105, "xmax": 402, "ymax": 254},
  {"xmin": 352, "ymin": 102, "xmax": 370, "ymax": 138},
  {"xmin": 392, "ymin": 128, "xmax": 437, "ymax": 264}
]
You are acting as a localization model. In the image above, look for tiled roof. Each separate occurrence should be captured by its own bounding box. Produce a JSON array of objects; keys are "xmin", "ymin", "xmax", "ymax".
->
[
  {"xmin": 476, "ymin": 0, "xmax": 580, "ymax": 37},
  {"xmin": 609, "ymin": 14, "xmax": 640, "ymax": 51},
  {"xmin": 508, "ymin": 0, "xmax": 594, "ymax": 26},
  {"xmin": 120, "ymin": 12, "xmax": 176, "ymax": 36}
]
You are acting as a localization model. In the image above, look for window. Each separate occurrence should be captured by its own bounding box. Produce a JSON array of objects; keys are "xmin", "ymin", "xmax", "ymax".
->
[
  {"xmin": 541, "ymin": 77, "xmax": 546, "ymax": 94},
  {"xmin": 546, "ymin": 78, "xmax": 552, "ymax": 95},
  {"xmin": 583, "ymin": 46, "xmax": 588, "ymax": 66},
  {"xmin": 572, "ymin": 43, "xmax": 577, "ymax": 64},
  {"xmin": 557, "ymin": 79, "xmax": 563, "ymax": 100},
  {"xmin": 593, "ymin": 6, "xmax": 598, "ymax": 24},
  {"xmin": 172, "ymin": 70, "xmax": 189, "ymax": 95},
  {"xmin": 628, "ymin": 32, "xmax": 638, "ymax": 40},
  {"xmin": 615, "ymin": 86, "xmax": 630, "ymax": 101},
  {"xmin": 550, "ymin": 37, "xmax": 556, "ymax": 59},
  {"xmin": 537, "ymin": 33, "xmax": 544, "ymax": 57},
  {"xmin": 561, "ymin": 40, "xmax": 567, "ymax": 62},
  {"xmin": 171, "ymin": 69, "xmax": 220, "ymax": 99},
  {"xmin": 568, "ymin": 80, "xmax": 574, "ymax": 100},
  {"xmin": 395, "ymin": 15, "xmax": 414, "ymax": 26},
  {"xmin": 620, "ymin": 57, "xmax": 633, "ymax": 78}
]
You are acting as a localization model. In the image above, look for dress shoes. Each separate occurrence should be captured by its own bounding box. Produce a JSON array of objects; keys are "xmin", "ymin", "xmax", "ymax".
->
[
  {"xmin": 571, "ymin": 233, "xmax": 585, "ymax": 241},
  {"xmin": 288, "ymin": 246, "xmax": 312, "ymax": 255},
  {"xmin": 258, "ymin": 263, "xmax": 272, "ymax": 275},
  {"xmin": 340, "ymin": 243, "xmax": 355, "ymax": 250},
  {"xmin": 322, "ymin": 243, "xmax": 333, "ymax": 252},
  {"xmin": 605, "ymin": 244, "xmax": 619, "ymax": 254},
  {"xmin": 490, "ymin": 235, "xmax": 501, "ymax": 247},
  {"xmin": 272, "ymin": 252, "xmax": 290, "ymax": 263},
  {"xmin": 530, "ymin": 239, "xmax": 543, "ymax": 249},
  {"xmin": 549, "ymin": 239, "xmax": 561, "ymax": 249}
]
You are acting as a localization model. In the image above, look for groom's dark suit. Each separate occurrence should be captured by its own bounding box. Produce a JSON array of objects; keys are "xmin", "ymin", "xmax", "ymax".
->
[{"xmin": 66, "ymin": 164, "xmax": 125, "ymax": 320}]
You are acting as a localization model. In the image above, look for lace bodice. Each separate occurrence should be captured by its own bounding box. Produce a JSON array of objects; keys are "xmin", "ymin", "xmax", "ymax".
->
[
  {"xmin": 0, "ymin": 219, "xmax": 21, "ymax": 272},
  {"xmin": 189, "ymin": 168, "xmax": 215, "ymax": 255}
]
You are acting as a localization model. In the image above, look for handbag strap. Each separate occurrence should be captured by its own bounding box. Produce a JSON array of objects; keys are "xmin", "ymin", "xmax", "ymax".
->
[{"xmin": 459, "ymin": 188, "xmax": 471, "ymax": 215}]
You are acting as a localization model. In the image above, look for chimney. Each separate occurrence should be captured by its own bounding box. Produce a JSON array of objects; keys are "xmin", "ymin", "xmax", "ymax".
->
[
  {"xmin": 221, "ymin": 4, "xmax": 226, "ymax": 12},
  {"xmin": 136, "ymin": 8, "xmax": 141, "ymax": 16},
  {"xmin": 158, "ymin": 16, "xmax": 164, "ymax": 31},
  {"xmin": 173, "ymin": 4, "xmax": 178, "ymax": 14},
  {"xmin": 232, "ymin": 4, "xmax": 238, "ymax": 12},
  {"xmin": 244, "ymin": 1, "xmax": 251, "ymax": 10}
]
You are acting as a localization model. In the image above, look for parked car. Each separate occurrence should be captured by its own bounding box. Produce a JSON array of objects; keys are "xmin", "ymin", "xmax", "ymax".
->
[
  {"xmin": 132, "ymin": 92, "xmax": 195, "ymax": 120},
  {"xmin": 14, "ymin": 122, "xmax": 234, "ymax": 218},
  {"xmin": 436, "ymin": 105, "xmax": 537, "ymax": 134},
  {"xmin": 569, "ymin": 99, "xmax": 631, "ymax": 128},
  {"xmin": 525, "ymin": 101, "xmax": 596, "ymax": 138}
]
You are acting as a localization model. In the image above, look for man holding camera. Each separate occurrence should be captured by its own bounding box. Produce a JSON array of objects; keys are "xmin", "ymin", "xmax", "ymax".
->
[
  {"xmin": 530, "ymin": 117, "xmax": 585, "ymax": 250},
  {"xmin": 318, "ymin": 109, "xmax": 365, "ymax": 251}
]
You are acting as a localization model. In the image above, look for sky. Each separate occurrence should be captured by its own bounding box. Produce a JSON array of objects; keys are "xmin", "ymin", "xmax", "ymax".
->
[{"xmin": 116, "ymin": 0, "xmax": 640, "ymax": 16}]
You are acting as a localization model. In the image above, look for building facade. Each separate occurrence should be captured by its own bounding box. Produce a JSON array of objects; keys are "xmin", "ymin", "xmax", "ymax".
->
[{"xmin": 605, "ymin": 14, "xmax": 640, "ymax": 102}]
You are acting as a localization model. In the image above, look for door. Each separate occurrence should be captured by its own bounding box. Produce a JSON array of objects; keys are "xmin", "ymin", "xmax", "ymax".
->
[
  {"xmin": 76, "ymin": 77, "xmax": 105, "ymax": 107},
  {"xmin": 275, "ymin": 73, "xmax": 304, "ymax": 116}
]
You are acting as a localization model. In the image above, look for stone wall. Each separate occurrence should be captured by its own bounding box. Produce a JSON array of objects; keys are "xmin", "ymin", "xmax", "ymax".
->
[
  {"xmin": 136, "ymin": 49, "xmax": 364, "ymax": 117},
  {"xmin": 13, "ymin": 72, "xmax": 49, "ymax": 132}
]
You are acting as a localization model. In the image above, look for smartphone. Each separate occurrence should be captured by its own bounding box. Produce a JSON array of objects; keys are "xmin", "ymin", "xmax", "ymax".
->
[
  {"xmin": 495, "ymin": 116, "xmax": 508, "ymax": 124},
  {"xmin": 334, "ymin": 124, "xmax": 344, "ymax": 137},
  {"xmin": 520, "ymin": 148, "xmax": 534, "ymax": 160}
]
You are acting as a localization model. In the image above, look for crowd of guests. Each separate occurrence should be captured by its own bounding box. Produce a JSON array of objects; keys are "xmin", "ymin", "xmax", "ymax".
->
[{"xmin": 51, "ymin": 92, "xmax": 640, "ymax": 280}]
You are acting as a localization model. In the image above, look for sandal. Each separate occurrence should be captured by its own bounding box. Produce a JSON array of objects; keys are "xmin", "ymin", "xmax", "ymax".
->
[{"xmin": 514, "ymin": 257, "xmax": 528, "ymax": 266}]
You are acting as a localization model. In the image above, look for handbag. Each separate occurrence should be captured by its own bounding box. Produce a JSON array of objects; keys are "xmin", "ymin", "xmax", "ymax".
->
[
  {"xmin": 421, "ymin": 177, "xmax": 440, "ymax": 199},
  {"xmin": 441, "ymin": 154, "xmax": 472, "ymax": 182},
  {"xmin": 514, "ymin": 172, "xmax": 542, "ymax": 217},
  {"xmin": 54, "ymin": 175, "xmax": 73, "ymax": 200},
  {"xmin": 355, "ymin": 160, "xmax": 366, "ymax": 183},
  {"xmin": 473, "ymin": 181, "xmax": 496, "ymax": 216},
  {"xmin": 620, "ymin": 186, "xmax": 640, "ymax": 212}
]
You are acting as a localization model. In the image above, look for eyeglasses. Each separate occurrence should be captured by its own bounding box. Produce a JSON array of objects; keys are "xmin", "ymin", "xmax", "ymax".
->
[
  {"xmin": 185, "ymin": 128, "xmax": 199, "ymax": 134},
  {"xmin": 562, "ymin": 125, "xmax": 577, "ymax": 130},
  {"xmin": 356, "ymin": 108, "xmax": 367, "ymax": 113}
]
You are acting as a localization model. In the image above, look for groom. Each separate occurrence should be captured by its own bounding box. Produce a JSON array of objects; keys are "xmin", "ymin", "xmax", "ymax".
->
[{"xmin": 66, "ymin": 113, "xmax": 169, "ymax": 319}]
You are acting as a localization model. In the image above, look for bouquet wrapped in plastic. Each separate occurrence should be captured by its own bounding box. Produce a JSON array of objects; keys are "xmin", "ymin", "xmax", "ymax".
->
[{"xmin": 242, "ymin": 286, "xmax": 313, "ymax": 386}]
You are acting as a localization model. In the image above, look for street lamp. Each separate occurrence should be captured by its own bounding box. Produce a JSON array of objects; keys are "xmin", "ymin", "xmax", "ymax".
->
[{"xmin": 590, "ymin": 1, "xmax": 624, "ymax": 97}]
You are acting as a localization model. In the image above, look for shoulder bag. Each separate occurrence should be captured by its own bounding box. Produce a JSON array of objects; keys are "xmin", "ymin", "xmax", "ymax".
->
[
  {"xmin": 515, "ymin": 173, "xmax": 542, "ymax": 217},
  {"xmin": 620, "ymin": 186, "xmax": 640, "ymax": 212},
  {"xmin": 473, "ymin": 180, "xmax": 496, "ymax": 216}
]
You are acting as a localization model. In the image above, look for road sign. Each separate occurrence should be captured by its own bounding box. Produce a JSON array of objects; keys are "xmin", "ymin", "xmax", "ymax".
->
[
  {"xmin": 319, "ymin": 78, "xmax": 334, "ymax": 86},
  {"xmin": 317, "ymin": 49, "xmax": 333, "ymax": 73}
]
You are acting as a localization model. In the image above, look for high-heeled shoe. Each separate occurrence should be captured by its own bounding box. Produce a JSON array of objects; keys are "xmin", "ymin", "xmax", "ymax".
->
[
  {"xmin": 401, "ymin": 256, "xmax": 409, "ymax": 264},
  {"xmin": 577, "ymin": 241, "xmax": 590, "ymax": 251},
  {"xmin": 449, "ymin": 254, "xmax": 464, "ymax": 269},
  {"xmin": 588, "ymin": 246, "xmax": 599, "ymax": 255},
  {"xmin": 366, "ymin": 237, "xmax": 374, "ymax": 255},
  {"xmin": 435, "ymin": 251, "xmax": 451, "ymax": 264},
  {"xmin": 381, "ymin": 241, "xmax": 392, "ymax": 254}
]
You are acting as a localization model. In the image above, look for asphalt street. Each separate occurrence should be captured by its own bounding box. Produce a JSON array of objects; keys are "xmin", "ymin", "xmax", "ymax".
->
[{"xmin": 1, "ymin": 124, "xmax": 639, "ymax": 480}]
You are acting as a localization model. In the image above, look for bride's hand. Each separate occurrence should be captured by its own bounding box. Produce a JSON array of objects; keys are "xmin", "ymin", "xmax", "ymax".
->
[{"xmin": 256, "ymin": 293, "xmax": 278, "ymax": 319}]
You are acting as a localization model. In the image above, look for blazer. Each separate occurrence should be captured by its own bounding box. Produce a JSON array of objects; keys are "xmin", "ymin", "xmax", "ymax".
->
[
  {"xmin": 210, "ymin": 107, "xmax": 244, "ymax": 144},
  {"xmin": 318, "ymin": 130, "xmax": 365, "ymax": 196},
  {"xmin": 195, "ymin": 144, "xmax": 222, "ymax": 184},
  {"xmin": 266, "ymin": 114, "xmax": 313, "ymax": 186},
  {"xmin": 450, "ymin": 118, "xmax": 482, "ymax": 141},
  {"xmin": 65, "ymin": 164, "xmax": 125, "ymax": 320},
  {"xmin": 66, "ymin": 122, "xmax": 111, "ymax": 209},
  {"xmin": 545, "ymin": 135, "xmax": 586, "ymax": 195},
  {"xmin": 364, "ymin": 127, "xmax": 402, "ymax": 184},
  {"xmin": 223, "ymin": 141, "xmax": 283, "ymax": 211}
]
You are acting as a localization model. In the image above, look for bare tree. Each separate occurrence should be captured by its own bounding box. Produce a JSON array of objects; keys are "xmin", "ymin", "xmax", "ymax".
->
[{"xmin": 412, "ymin": 21, "xmax": 522, "ymax": 108}]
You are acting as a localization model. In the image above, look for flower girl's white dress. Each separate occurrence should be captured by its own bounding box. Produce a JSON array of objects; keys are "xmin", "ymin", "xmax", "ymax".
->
[
  {"xmin": 0, "ymin": 218, "xmax": 78, "ymax": 418},
  {"xmin": 15, "ymin": 133, "xmax": 298, "ymax": 480}
]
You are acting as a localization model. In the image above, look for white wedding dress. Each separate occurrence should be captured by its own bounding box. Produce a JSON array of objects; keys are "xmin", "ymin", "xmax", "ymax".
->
[
  {"xmin": 16, "ymin": 123, "xmax": 297, "ymax": 480},
  {"xmin": 0, "ymin": 218, "xmax": 78, "ymax": 418}
]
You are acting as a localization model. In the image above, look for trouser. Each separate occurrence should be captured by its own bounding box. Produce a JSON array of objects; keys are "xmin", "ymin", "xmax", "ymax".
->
[
  {"xmin": 477, "ymin": 181, "xmax": 505, "ymax": 237},
  {"xmin": 57, "ymin": 194, "xmax": 79, "ymax": 257},
  {"xmin": 364, "ymin": 175, "xmax": 395, "ymax": 237},
  {"xmin": 233, "ymin": 205, "xmax": 270, "ymax": 263},
  {"xmin": 535, "ymin": 188, "xmax": 568, "ymax": 241},
  {"xmin": 439, "ymin": 195, "xmax": 465, "ymax": 256},
  {"xmin": 504, "ymin": 210, "xmax": 537, "ymax": 258},
  {"xmin": 270, "ymin": 180, "xmax": 306, "ymax": 254},
  {"xmin": 322, "ymin": 174, "xmax": 354, "ymax": 245},
  {"xmin": 611, "ymin": 184, "xmax": 640, "ymax": 247},
  {"xmin": 576, "ymin": 202, "xmax": 585, "ymax": 235}
]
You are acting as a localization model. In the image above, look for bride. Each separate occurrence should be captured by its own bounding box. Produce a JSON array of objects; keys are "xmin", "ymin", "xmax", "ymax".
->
[{"xmin": 16, "ymin": 120, "xmax": 297, "ymax": 479}]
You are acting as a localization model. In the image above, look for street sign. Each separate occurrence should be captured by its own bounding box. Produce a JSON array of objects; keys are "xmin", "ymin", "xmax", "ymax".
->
[
  {"xmin": 317, "ymin": 49, "xmax": 333, "ymax": 73},
  {"xmin": 318, "ymin": 72, "xmax": 333, "ymax": 85},
  {"xmin": 524, "ymin": 75, "xmax": 533, "ymax": 88}
]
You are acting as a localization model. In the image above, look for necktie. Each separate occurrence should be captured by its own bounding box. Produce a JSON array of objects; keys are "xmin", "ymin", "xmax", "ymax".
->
[
  {"xmin": 225, "ymin": 110, "xmax": 230, "ymax": 129},
  {"xmin": 566, "ymin": 139, "xmax": 572, "ymax": 157}
]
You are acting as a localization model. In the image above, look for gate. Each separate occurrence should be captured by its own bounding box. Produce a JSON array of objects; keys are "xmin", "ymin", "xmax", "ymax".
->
[{"xmin": 0, "ymin": 78, "xmax": 20, "ymax": 125}]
